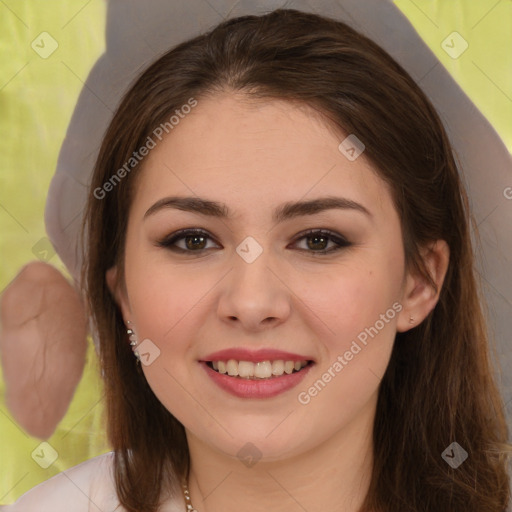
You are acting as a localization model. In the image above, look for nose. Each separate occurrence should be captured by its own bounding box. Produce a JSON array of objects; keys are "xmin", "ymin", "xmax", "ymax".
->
[{"xmin": 216, "ymin": 248, "xmax": 291, "ymax": 333}]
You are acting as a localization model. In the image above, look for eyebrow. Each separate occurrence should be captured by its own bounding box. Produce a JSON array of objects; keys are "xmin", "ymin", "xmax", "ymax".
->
[{"xmin": 143, "ymin": 195, "xmax": 372, "ymax": 223}]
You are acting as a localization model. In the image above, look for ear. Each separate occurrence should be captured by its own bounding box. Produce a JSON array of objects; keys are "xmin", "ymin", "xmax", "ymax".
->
[
  {"xmin": 396, "ymin": 239, "xmax": 450, "ymax": 332},
  {"xmin": 106, "ymin": 265, "xmax": 131, "ymax": 321}
]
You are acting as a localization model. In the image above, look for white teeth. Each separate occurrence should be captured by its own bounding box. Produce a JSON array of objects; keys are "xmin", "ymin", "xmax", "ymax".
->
[
  {"xmin": 284, "ymin": 361, "xmax": 294, "ymax": 374},
  {"xmin": 254, "ymin": 361, "xmax": 272, "ymax": 378},
  {"xmin": 226, "ymin": 359, "xmax": 238, "ymax": 376},
  {"xmin": 209, "ymin": 359, "xmax": 309, "ymax": 379},
  {"xmin": 271, "ymin": 360, "xmax": 284, "ymax": 375},
  {"xmin": 238, "ymin": 360, "xmax": 254, "ymax": 378}
]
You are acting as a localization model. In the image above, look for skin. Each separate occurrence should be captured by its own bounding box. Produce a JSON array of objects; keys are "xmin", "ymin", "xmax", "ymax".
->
[
  {"xmin": 107, "ymin": 92, "xmax": 449, "ymax": 512},
  {"xmin": 0, "ymin": 261, "xmax": 88, "ymax": 439}
]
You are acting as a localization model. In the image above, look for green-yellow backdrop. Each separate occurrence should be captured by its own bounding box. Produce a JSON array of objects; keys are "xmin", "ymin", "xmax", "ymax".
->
[{"xmin": 0, "ymin": 0, "xmax": 511, "ymax": 504}]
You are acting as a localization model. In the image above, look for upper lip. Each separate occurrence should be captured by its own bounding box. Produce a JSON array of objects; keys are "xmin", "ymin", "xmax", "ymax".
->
[{"xmin": 201, "ymin": 348, "xmax": 315, "ymax": 363}]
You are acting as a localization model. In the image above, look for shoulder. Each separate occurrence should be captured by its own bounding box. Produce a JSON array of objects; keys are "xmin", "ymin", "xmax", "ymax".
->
[{"xmin": 1, "ymin": 452, "xmax": 123, "ymax": 512}]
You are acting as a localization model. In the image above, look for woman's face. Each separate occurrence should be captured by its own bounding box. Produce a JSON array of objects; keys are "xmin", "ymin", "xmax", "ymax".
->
[{"xmin": 110, "ymin": 92, "xmax": 414, "ymax": 461}]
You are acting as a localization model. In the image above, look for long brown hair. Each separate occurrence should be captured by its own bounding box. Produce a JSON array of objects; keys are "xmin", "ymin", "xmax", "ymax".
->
[{"xmin": 81, "ymin": 8, "xmax": 511, "ymax": 512}]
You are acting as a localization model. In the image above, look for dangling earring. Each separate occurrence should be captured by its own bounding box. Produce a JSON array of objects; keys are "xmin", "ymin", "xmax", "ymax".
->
[{"xmin": 126, "ymin": 320, "xmax": 141, "ymax": 363}]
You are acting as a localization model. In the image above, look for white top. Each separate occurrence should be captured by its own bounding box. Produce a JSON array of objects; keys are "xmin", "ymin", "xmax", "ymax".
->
[{"xmin": 1, "ymin": 452, "xmax": 185, "ymax": 512}]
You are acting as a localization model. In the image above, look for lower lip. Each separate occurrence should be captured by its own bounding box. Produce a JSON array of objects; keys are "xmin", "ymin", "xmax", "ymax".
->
[{"xmin": 200, "ymin": 362, "xmax": 313, "ymax": 399}]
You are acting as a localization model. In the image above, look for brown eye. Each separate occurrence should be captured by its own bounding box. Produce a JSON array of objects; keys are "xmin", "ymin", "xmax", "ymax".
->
[
  {"xmin": 306, "ymin": 234, "xmax": 329, "ymax": 251},
  {"xmin": 184, "ymin": 234, "xmax": 208, "ymax": 250},
  {"xmin": 292, "ymin": 229, "xmax": 351, "ymax": 254},
  {"xmin": 156, "ymin": 229, "xmax": 219, "ymax": 253}
]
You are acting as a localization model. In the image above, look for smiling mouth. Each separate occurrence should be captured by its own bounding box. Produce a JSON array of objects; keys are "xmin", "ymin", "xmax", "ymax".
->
[{"xmin": 205, "ymin": 359, "xmax": 313, "ymax": 379}]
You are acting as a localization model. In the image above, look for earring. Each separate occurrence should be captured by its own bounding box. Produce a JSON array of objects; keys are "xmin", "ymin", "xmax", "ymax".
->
[
  {"xmin": 126, "ymin": 320, "xmax": 140, "ymax": 362},
  {"xmin": 409, "ymin": 316, "xmax": 415, "ymax": 324}
]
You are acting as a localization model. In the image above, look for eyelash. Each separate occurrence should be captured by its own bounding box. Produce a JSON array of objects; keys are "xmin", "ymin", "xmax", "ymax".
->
[{"xmin": 156, "ymin": 228, "xmax": 351, "ymax": 256}]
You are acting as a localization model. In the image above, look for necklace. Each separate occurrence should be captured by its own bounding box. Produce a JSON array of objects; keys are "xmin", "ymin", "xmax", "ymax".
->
[{"xmin": 182, "ymin": 479, "xmax": 198, "ymax": 512}]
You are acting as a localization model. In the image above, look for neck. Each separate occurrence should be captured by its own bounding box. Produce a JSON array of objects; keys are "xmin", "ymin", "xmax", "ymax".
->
[{"xmin": 184, "ymin": 396, "xmax": 376, "ymax": 512}]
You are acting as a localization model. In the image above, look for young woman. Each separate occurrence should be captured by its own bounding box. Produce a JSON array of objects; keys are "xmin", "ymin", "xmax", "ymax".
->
[{"xmin": 4, "ymin": 7, "xmax": 510, "ymax": 512}]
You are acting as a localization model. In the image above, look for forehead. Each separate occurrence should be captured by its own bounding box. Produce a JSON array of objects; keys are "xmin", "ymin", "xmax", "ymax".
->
[{"xmin": 130, "ymin": 93, "xmax": 393, "ymax": 222}]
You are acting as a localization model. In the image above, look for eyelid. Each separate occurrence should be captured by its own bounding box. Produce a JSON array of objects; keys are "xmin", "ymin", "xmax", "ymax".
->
[
  {"xmin": 156, "ymin": 228, "xmax": 219, "ymax": 251},
  {"xmin": 291, "ymin": 228, "xmax": 349, "ymax": 244},
  {"xmin": 289, "ymin": 228, "xmax": 351, "ymax": 254}
]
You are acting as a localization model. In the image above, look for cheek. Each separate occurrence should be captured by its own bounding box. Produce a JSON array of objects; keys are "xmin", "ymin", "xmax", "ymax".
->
[
  {"xmin": 123, "ymin": 258, "xmax": 218, "ymax": 405},
  {"xmin": 296, "ymin": 249, "xmax": 403, "ymax": 403},
  {"xmin": 124, "ymin": 260, "xmax": 206, "ymax": 421},
  {"xmin": 293, "ymin": 254, "xmax": 403, "ymax": 407},
  {"xmin": 294, "ymin": 269, "xmax": 400, "ymax": 428},
  {"xmin": 294, "ymin": 260, "xmax": 402, "ymax": 347},
  {"xmin": 125, "ymin": 254, "xmax": 210, "ymax": 342}
]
